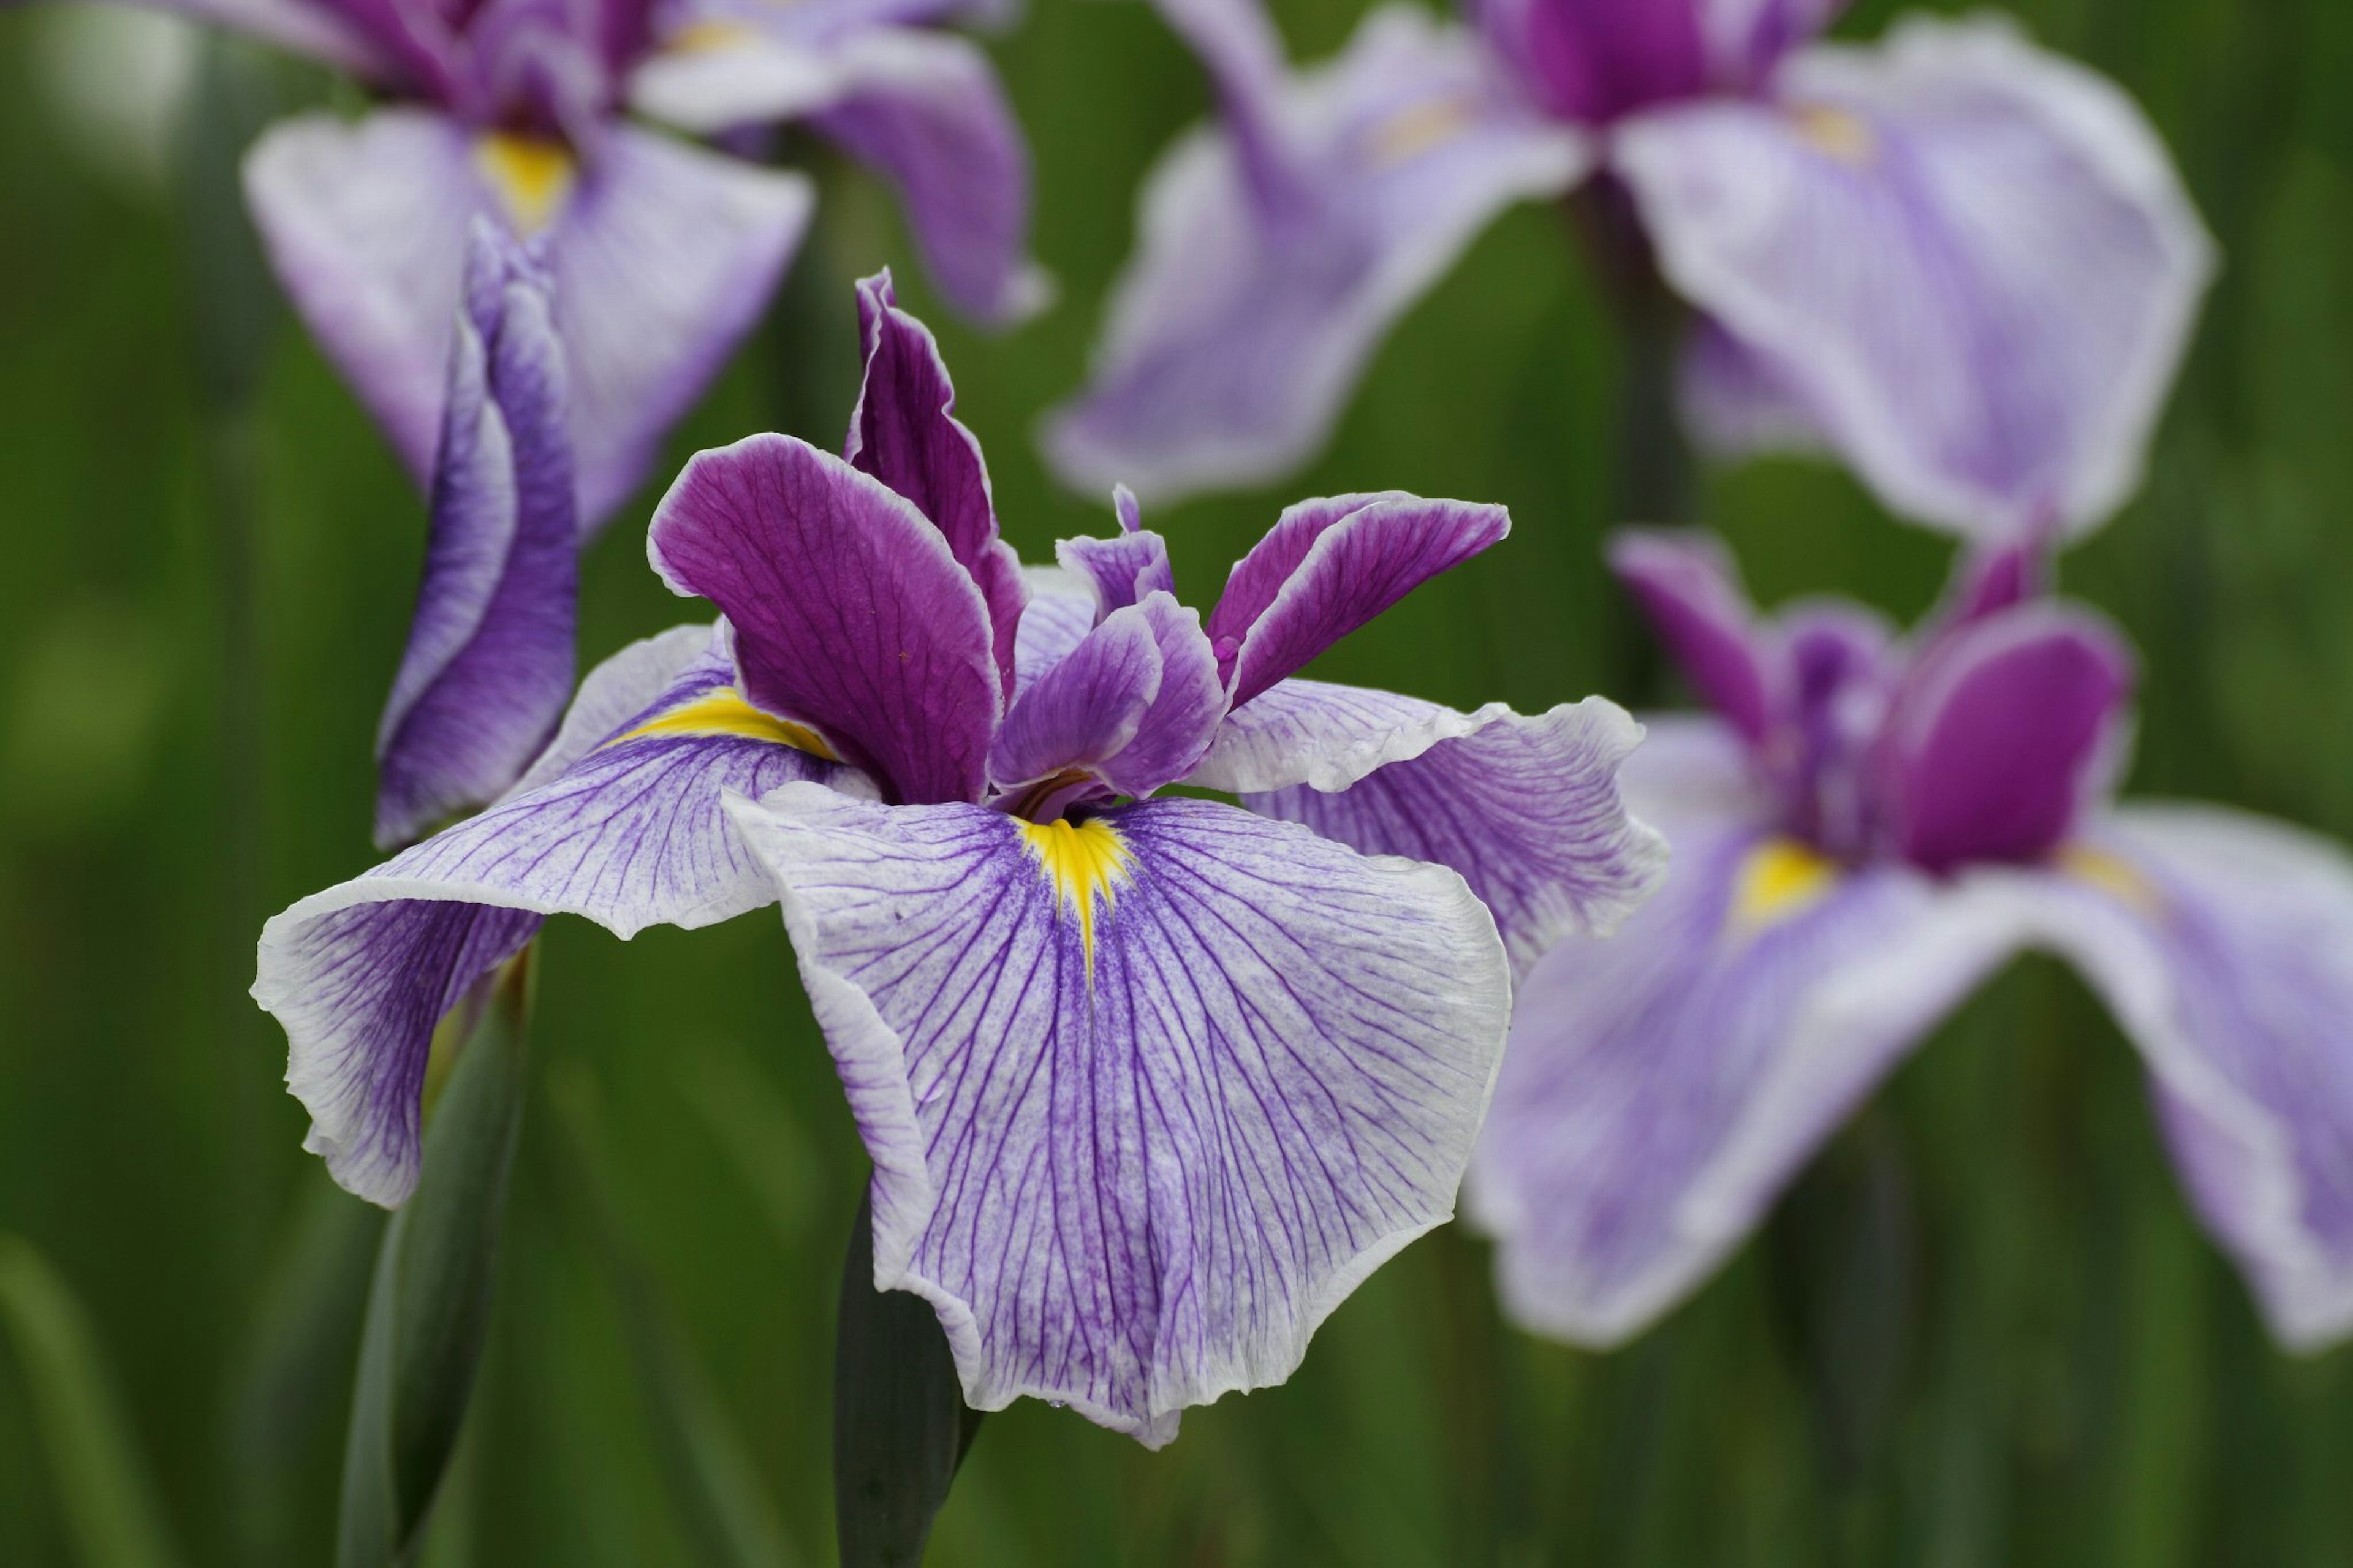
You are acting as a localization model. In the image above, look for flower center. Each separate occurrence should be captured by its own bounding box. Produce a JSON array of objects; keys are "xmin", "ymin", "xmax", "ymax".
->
[
  {"xmin": 476, "ymin": 131, "xmax": 576, "ymax": 235},
  {"xmin": 607, "ymin": 687, "xmax": 838, "ymax": 760},
  {"xmin": 1020, "ymin": 816, "xmax": 1134, "ymax": 972},
  {"xmin": 1730, "ymin": 836, "xmax": 1839, "ymax": 934}
]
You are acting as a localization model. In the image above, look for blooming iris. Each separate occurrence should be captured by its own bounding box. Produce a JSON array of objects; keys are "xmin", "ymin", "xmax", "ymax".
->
[
  {"xmin": 1042, "ymin": 0, "xmax": 2214, "ymax": 542},
  {"xmin": 256, "ymin": 273, "xmax": 1667, "ymax": 1442},
  {"xmin": 107, "ymin": 0, "xmax": 1041, "ymax": 528},
  {"xmin": 1468, "ymin": 529, "xmax": 2353, "ymax": 1352}
]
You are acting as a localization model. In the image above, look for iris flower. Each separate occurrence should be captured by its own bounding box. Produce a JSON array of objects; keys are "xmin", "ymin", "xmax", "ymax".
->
[
  {"xmin": 256, "ymin": 274, "xmax": 1667, "ymax": 1442},
  {"xmin": 1466, "ymin": 529, "xmax": 2353, "ymax": 1351},
  {"xmin": 1042, "ymin": 0, "xmax": 2214, "ymax": 542},
  {"xmin": 97, "ymin": 0, "xmax": 1041, "ymax": 527}
]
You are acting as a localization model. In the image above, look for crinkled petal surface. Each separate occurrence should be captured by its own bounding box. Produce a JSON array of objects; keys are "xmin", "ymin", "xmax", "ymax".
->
[
  {"xmin": 1617, "ymin": 15, "xmax": 2215, "ymax": 538},
  {"xmin": 1468, "ymin": 719, "xmax": 2025, "ymax": 1344},
  {"xmin": 254, "ymin": 624, "xmax": 868, "ymax": 1207},
  {"xmin": 731, "ymin": 786, "xmax": 1511, "ymax": 1444},
  {"xmin": 374, "ymin": 225, "xmax": 578, "ymax": 849},
  {"xmin": 2025, "ymin": 807, "xmax": 2353, "ymax": 1350},
  {"xmin": 1227, "ymin": 679, "xmax": 1666, "ymax": 972},
  {"xmin": 650, "ymin": 433, "xmax": 1001, "ymax": 805},
  {"xmin": 1039, "ymin": 7, "xmax": 1589, "ymax": 503},
  {"xmin": 243, "ymin": 110, "xmax": 813, "ymax": 530}
]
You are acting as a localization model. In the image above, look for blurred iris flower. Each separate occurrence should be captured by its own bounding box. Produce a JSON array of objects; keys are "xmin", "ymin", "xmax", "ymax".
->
[
  {"xmin": 1042, "ymin": 0, "xmax": 2215, "ymax": 542},
  {"xmin": 256, "ymin": 273, "xmax": 1667, "ymax": 1441},
  {"xmin": 86, "ymin": 0, "xmax": 1042, "ymax": 528},
  {"xmin": 1466, "ymin": 529, "xmax": 2353, "ymax": 1352}
]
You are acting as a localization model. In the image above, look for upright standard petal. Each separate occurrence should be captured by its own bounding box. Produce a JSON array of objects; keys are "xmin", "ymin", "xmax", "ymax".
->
[
  {"xmin": 1608, "ymin": 528, "xmax": 1780, "ymax": 744},
  {"xmin": 730, "ymin": 786, "xmax": 1510, "ymax": 1444},
  {"xmin": 847, "ymin": 271, "xmax": 1026, "ymax": 698},
  {"xmin": 1057, "ymin": 490, "xmax": 1177, "ymax": 620},
  {"xmin": 1207, "ymin": 491, "xmax": 1509, "ymax": 706},
  {"xmin": 1468, "ymin": 722, "xmax": 2026, "ymax": 1344},
  {"xmin": 1039, "ymin": 7, "xmax": 1590, "ymax": 503},
  {"xmin": 255, "ymin": 623, "xmax": 868, "ymax": 1206},
  {"xmin": 2019, "ymin": 808, "xmax": 2353, "ymax": 1349},
  {"xmin": 649, "ymin": 433, "xmax": 1001, "ymax": 805},
  {"xmin": 244, "ymin": 111, "xmax": 813, "ymax": 530},
  {"xmin": 1616, "ymin": 15, "xmax": 2215, "ymax": 538},
  {"xmin": 1881, "ymin": 604, "xmax": 2134, "ymax": 872},
  {"xmin": 1476, "ymin": 0, "xmax": 1711, "ymax": 126},
  {"xmin": 116, "ymin": 0, "xmax": 401, "ymax": 76},
  {"xmin": 374, "ymin": 224, "xmax": 578, "ymax": 849},
  {"xmin": 1227, "ymin": 680, "xmax": 1665, "ymax": 971},
  {"xmin": 991, "ymin": 595, "xmax": 1224, "ymax": 805}
]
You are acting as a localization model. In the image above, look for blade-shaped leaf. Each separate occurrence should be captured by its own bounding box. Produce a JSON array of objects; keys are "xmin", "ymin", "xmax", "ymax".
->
[
  {"xmin": 0, "ymin": 1234, "xmax": 186, "ymax": 1568},
  {"xmin": 833, "ymin": 1189, "xmax": 982, "ymax": 1568},
  {"xmin": 336, "ymin": 950, "xmax": 534, "ymax": 1568}
]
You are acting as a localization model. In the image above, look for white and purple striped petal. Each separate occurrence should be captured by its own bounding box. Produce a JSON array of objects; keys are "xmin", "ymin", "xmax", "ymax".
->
[
  {"xmin": 373, "ymin": 221, "xmax": 578, "ymax": 849},
  {"xmin": 1056, "ymin": 488, "xmax": 1176, "ymax": 621},
  {"xmin": 1218, "ymin": 678, "xmax": 1665, "ymax": 972},
  {"xmin": 1206, "ymin": 491, "xmax": 1509, "ymax": 706},
  {"xmin": 243, "ymin": 110, "xmax": 812, "ymax": 531},
  {"xmin": 649, "ymin": 433, "xmax": 1001, "ymax": 805},
  {"xmin": 729, "ymin": 786, "xmax": 1510, "ymax": 1444},
  {"xmin": 1039, "ymin": 6, "xmax": 1589, "ymax": 503},
  {"xmin": 254, "ymin": 623, "xmax": 870, "ymax": 1207},
  {"xmin": 1468, "ymin": 720, "xmax": 2025, "ymax": 1344},
  {"xmin": 1616, "ymin": 15, "xmax": 2215, "ymax": 539}
]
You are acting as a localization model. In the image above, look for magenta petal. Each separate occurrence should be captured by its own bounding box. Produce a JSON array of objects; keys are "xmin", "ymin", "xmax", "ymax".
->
[
  {"xmin": 988, "ymin": 604, "xmax": 1162, "ymax": 792},
  {"xmin": 1608, "ymin": 529, "xmax": 1782, "ymax": 745},
  {"xmin": 1883, "ymin": 604, "xmax": 2135, "ymax": 872},
  {"xmin": 649, "ymin": 434, "xmax": 1001, "ymax": 805},
  {"xmin": 374, "ymin": 222, "xmax": 578, "ymax": 849},
  {"xmin": 1055, "ymin": 492, "xmax": 1177, "ymax": 621},
  {"xmin": 1479, "ymin": 0, "xmax": 1710, "ymax": 126},
  {"xmin": 847, "ymin": 270, "xmax": 1026, "ymax": 699},
  {"xmin": 1208, "ymin": 491, "xmax": 1509, "ymax": 707}
]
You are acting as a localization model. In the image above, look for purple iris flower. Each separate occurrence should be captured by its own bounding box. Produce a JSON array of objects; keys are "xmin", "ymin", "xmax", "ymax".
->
[
  {"xmin": 107, "ymin": 0, "xmax": 1041, "ymax": 529},
  {"xmin": 373, "ymin": 218, "xmax": 578, "ymax": 847},
  {"xmin": 1467, "ymin": 529, "xmax": 2353, "ymax": 1352},
  {"xmin": 255, "ymin": 273, "xmax": 1667, "ymax": 1442},
  {"xmin": 1042, "ymin": 0, "xmax": 2215, "ymax": 542}
]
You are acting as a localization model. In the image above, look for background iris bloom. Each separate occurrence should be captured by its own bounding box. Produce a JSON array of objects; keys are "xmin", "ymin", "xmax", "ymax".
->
[
  {"xmin": 257, "ymin": 273, "xmax": 1667, "ymax": 1442},
  {"xmin": 1043, "ymin": 0, "xmax": 2213, "ymax": 543},
  {"xmin": 1471, "ymin": 529, "xmax": 2353, "ymax": 1353}
]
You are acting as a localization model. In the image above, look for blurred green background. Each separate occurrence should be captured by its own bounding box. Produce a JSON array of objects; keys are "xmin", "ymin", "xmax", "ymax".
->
[{"xmin": 6, "ymin": 0, "xmax": 2353, "ymax": 1561}]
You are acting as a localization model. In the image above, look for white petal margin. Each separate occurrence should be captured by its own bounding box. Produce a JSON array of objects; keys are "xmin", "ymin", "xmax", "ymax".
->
[
  {"xmin": 2014, "ymin": 805, "xmax": 2353, "ymax": 1350},
  {"xmin": 729, "ymin": 784, "xmax": 1511, "ymax": 1445},
  {"xmin": 1615, "ymin": 14, "xmax": 2215, "ymax": 539},
  {"xmin": 1201, "ymin": 678, "xmax": 1668, "ymax": 971},
  {"xmin": 1466, "ymin": 722, "xmax": 2027, "ymax": 1346},
  {"xmin": 1037, "ymin": 7, "xmax": 1588, "ymax": 504},
  {"xmin": 253, "ymin": 624, "xmax": 872, "ymax": 1207}
]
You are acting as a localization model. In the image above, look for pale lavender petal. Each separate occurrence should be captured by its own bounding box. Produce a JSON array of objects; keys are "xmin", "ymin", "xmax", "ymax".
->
[
  {"xmin": 1608, "ymin": 528, "xmax": 1780, "ymax": 744},
  {"xmin": 1012, "ymin": 566, "xmax": 1097, "ymax": 700},
  {"xmin": 1617, "ymin": 15, "xmax": 2216, "ymax": 538},
  {"xmin": 1468, "ymin": 729, "xmax": 2027, "ymax": 1344},
  {"xmin": 1677, "ymin": 318, "xmax": 1830, "ymax": 461},
  {"xmin": 374, "ymin": 222, "xmax": 578, "ymax": 849},
  {"xmin": 1697, "ymin": 0, "xmax": 1845, "ymax": 85},
  {"xmin": 254, "ymin": 623, "xmax": 870, "ymax": 1206},
  {"xmin": 1882, "ymin": 604, "xmax": 2135, "ymax": 873},
  {"xmin": 243, "ymin": 112, "xmax": 813, "ymax": 531},
  {"xmin": 1056, "ymin": 492, "xmax": 1176, "ymax": 621},
  {"xmin": 1232, "ymin": 681, "xmax": 1665, "ymax": 971},
  {"xmin": 847, "ymin": 270, "xmax": 1026, "ymax": 698},
  {"xmin": 648, "ymin": 433, "xmax": 1001, "ymax": 805},
  {"xmin": 1208, "ymin": 491, "xmax": 1509, "ymax": 707},
  {"xmin": 1098, "ymin": 596, "xmax": 1225, "ymax": 798},
  {"xmin": 2031, "ymin": 808, "xmax": 2353, "ymax": 1349},
  {"xmin": 1040, "ymin": 7, "xmax": 1588, "ymax": 503},
  {"xmin": 729, "ymin": 785, "xmax": 1510, "ymax": 1444},
  {"xmin": 116, "ymin": 0, "xmax": 398, "ymax": 75}
]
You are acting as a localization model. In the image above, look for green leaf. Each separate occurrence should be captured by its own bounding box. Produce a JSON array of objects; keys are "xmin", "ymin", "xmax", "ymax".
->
[
  {"xmin": 832, "ymin": 1189, "xmax": 982, "ymax": 1568},
  {"xmin": 336, "ymin": 950, "xmax": 535, "ymax": 1568},
  {"xmin": 0, "ymin": 1235, "xmax": 184, "ymax": 1568}
]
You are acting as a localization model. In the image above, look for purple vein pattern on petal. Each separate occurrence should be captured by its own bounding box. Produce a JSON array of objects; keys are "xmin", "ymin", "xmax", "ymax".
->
[
  {"xmin": 847, "ymin": 271, "xmax": 1028, "ymax": 699},
  {"xmin": 731, "ymin": 786, "xmax": 1510, "ymax": 1444},
  {"xmin": 243, "ymin": 112, "xmax": 813, "ymax": 531},
  {"xmin": 1467, "ymin": 721, "xmax": 2025, "ymax": 1344},
  {"xmin": 1039, "ymin": 7, "xmax": 1589, "ymax": 503},
  {"xmin": 1236, "ymin": 681, "xmax": 1666, "ymax": 971},
  {"xmin": 374, "ymin": 224, "xmax": 579, "ymax": 849},
  {"xmin": 1883, "ymin": 604, "xmax": 2134, "ymax": 873},
  {"xmin": 1208, "ymin": 492, "xmax": 1509, "ymax": 707},
  {"xmin": 650, "ymin": 434, "xmax": 1000, "ymax": 805},
  {"xmin": 2034, "ymin": 807, "xmax": 2353, "ymax": 1349},
  {"xmin": 1609, "ymin": 529, "xmax": 1779, "ymax": 744},
  {"xmin": 1616, "ymin": 15, "xmax": 2215, "ymax": 539},
  {"xmin": 254, "ymin": 622, "xmax": 869, "ymax": 1206}
]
